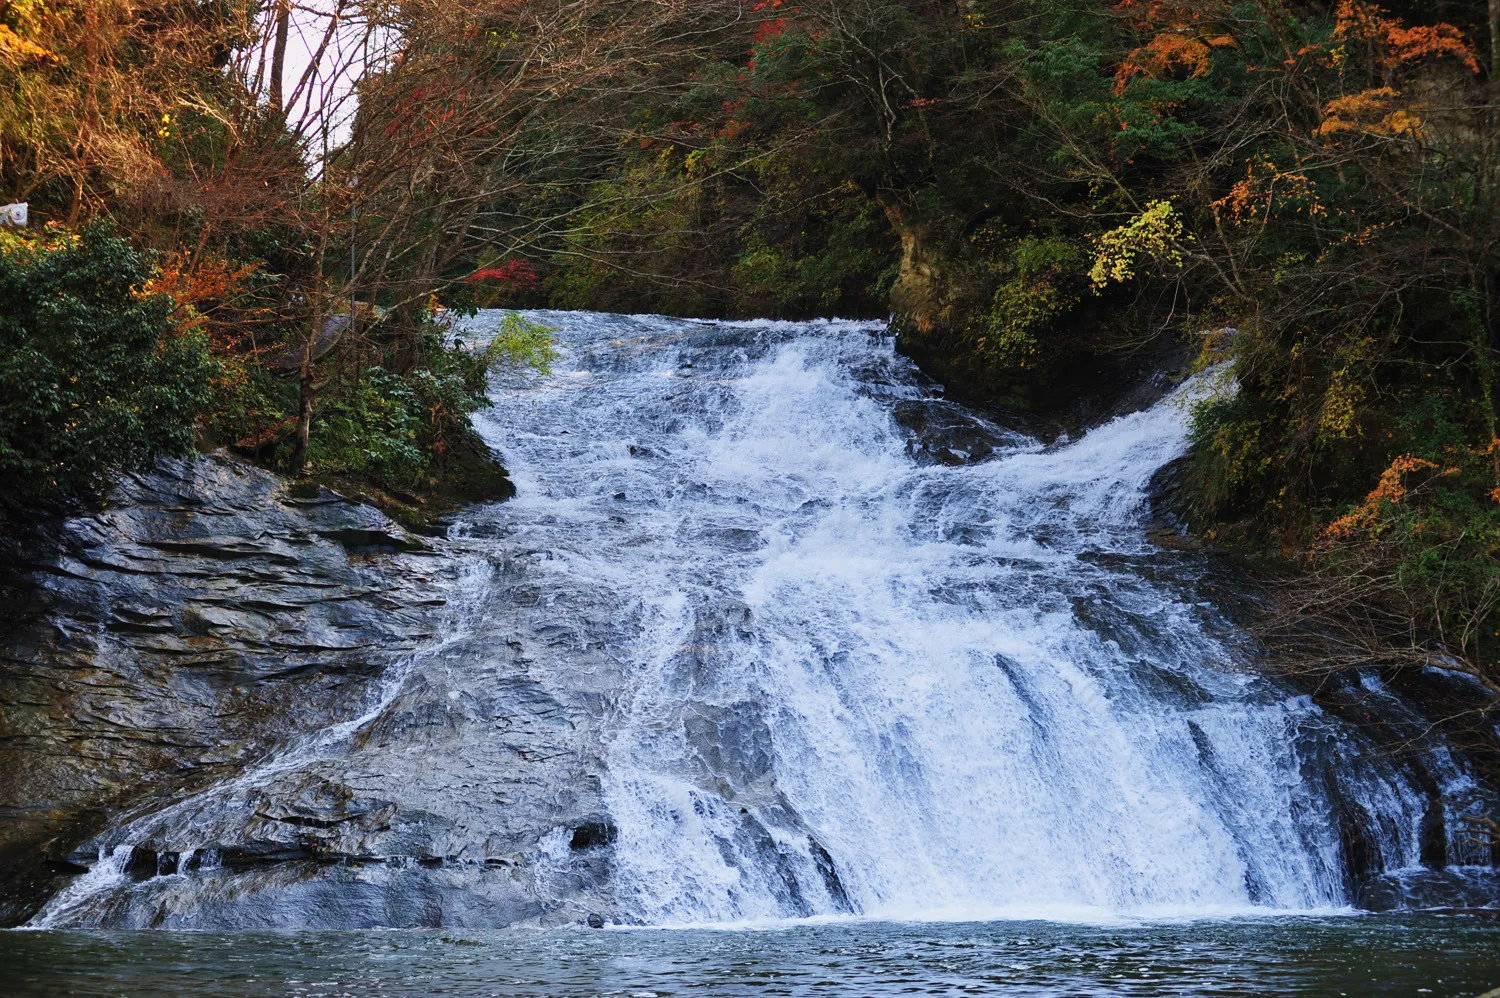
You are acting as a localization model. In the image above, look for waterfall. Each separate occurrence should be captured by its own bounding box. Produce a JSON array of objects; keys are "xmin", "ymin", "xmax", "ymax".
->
[
  {"xmin": 24, "ymin": 309, "xmax": 1486, "ymax": 929},
  {"xmin": 461, "ymin": 311, "xmax": 1425, "ymax": 923}
]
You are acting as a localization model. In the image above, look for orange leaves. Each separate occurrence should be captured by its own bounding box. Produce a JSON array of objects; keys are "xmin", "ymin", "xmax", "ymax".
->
[
  {"xmin": 1311, "ymin": 6, "xmax": 1473, "ymax": 147},
  {"xmin": 1332, "ymin": 1, "xmax": 1479, "ymax": 75},
  {"xmin": 1111, "ymin": 0, "xmax": 1240, "ymax": 94},
  {"xmin": 1314, "ymin": 87, "xmax": 1425, "ymax": 141},
  {"xmin": 1322, "ymin": 455, "xmax": 1447, "ymax": 543},
  {"xmin": 753, "ymin": 17, "xmax": 786, "ymax": 44},
  {"xmin": 719, "ymin": 118, "xmax": 753, "ymax": 140},
  {"xmin": 1112, "ymin": 0, "xmax": 1230, "ymax": 30},
  {"xmin": 144, "ymin": 252, "xmax": 259, "ymax": 340},
  {"xmin": 1114, "ymin": 32, "xmax": 1214, "ymax": 94},
  {"xmin": 1211, "ymin": 158, "xmax": 1325, "ymax": 224},
  {"xmin": 1383, "ymin": 22, "xmax": 1480, "ymax": 74},
  {"xmin": 1321, "ymin": 86, "xmax": 1399, "ymax": 121},
  {"xmin": 717, "ymin": 96, "xmax": 752, "ymax": 139},
  {"xmin": 1480, "ymin": 442, "xmax": 1500, "ymax": 505}
]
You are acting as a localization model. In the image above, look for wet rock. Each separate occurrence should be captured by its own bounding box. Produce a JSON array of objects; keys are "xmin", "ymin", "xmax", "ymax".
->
[
  {"xmin": 569, "ymin": 822, "xmax": 618, "ymax": 851},
  {"xmin": 1143, "ymin": 457, "xmax": 1202, "ymax": 551},
  {"xmin": 0, "ymin": 448, "xmax": 633, "ymax": 928},
  {"xmin": 1357, "ymin": 868, "xmax": 1500, "ymax": 912},
  {"xmin": 0, "ymin": 455, "xmax": 458, "ymax": 925},
  {"xmin": 891, "ymin": 401, "xmax": 1010, "ymax": 466}
]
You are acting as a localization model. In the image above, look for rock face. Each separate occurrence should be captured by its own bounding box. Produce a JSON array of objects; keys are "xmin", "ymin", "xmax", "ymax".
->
[{"xmin": 0, "ymin": 456, "xmax": 612, "ymax": 928}]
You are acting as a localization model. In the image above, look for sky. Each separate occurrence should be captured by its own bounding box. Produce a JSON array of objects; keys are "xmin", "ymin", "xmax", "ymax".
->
[{"xmin": 272, "ymin": 1, "xmax": 393, "ymax": 152}]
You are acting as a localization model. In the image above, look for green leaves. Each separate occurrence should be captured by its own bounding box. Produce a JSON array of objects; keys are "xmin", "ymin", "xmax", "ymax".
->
[
  {"xmin": 308, "ymin": 367, "xmax": 426, "ymax": 486},
  {"xmin": 485, "ymin": 312, "xmax": 559, "ymax": 375},
  {"xmin": 0, "ymin": 223, "xmax": 214, "ymax": 504}
]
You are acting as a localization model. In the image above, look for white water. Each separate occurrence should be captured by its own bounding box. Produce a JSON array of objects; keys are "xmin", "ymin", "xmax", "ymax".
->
[{"xmin": 462, "ymin": 311, "xmax": 1431, "ymax": 924}]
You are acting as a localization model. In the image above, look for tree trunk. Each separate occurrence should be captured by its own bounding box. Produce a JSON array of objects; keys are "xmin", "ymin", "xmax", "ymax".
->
[
  {"xmin": 1491, "ymin": 0, "xmax": 1500, "ymax": 85},
  {"xmin": 291, "ymin": 305, "xmax": 319, "ymax": 476},
  {"xmin": 269, "ymin": 0, "xmax": 290, "ymax": 114},
  {"xmin": 292, "ymin": 369, "xmax": 314, "ymax": 476}
]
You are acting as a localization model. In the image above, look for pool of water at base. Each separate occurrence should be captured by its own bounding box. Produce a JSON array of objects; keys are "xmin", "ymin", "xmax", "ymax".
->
[{"xmin": 3, "ymin": 914, "xmax": 1500, "ymax": 998}]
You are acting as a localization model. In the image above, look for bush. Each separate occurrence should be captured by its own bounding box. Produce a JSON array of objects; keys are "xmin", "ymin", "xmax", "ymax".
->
[
  {"xmin": 307, "ymin": 367, "xmax": 427, "ymax": 487},
  {"xmin": 0, "ymin": 223, "xmax": 214, "ymax": 504},
  {"xmin": 1308, "ymin": 449, "xmax": 1500, "ymax": 683},
  {"xmin": 303, "ymin": 313, "xmax": 555, "ymax": 493}
]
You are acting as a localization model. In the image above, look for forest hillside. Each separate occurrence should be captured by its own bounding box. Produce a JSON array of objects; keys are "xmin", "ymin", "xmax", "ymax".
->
[{"xmin": 3, "ymin": 0, "xmax": 1499, "ymax": 696}]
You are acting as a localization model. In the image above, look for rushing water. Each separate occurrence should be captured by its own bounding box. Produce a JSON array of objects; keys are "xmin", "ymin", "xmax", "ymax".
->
[
  {"xmin": 6, "ymin": 915, "xmax": 1500, "ymax": 996},
  {"xmin": 460, "ymin": 311, "xmax": 1474, "ymax": 922},
  {"xmin": 12, "ymin": 311, "xmax": 1496, "ymax": 947}
]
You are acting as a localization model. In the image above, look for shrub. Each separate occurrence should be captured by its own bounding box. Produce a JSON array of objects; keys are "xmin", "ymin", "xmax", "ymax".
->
[
  {"xmin": 307, "ymin": 367, "xmax": 427, "ymax": 487},
  {"xmin": 1309, "ymin": 449, "xmax": 1500, "ymax": 682},
  {"xmin": 0, "ymin": 223, "xmax": 214, "ymax": 504},
  {"xmin": 303, "ymin": 312, "xmax": 556, "ymax": 493}
]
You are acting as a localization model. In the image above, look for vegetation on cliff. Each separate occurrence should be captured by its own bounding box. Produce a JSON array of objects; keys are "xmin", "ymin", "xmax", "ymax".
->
[
  {"xmin": 0, "ymin": 0, "xmax": 550, "ymax": 516},
  {"xmin": 1, "ymin": 0, "xmax": 1498, "ymax": 688},
  {"xmin": 0, "ymin": 223, "xmax": 213, "ymax": 501}
]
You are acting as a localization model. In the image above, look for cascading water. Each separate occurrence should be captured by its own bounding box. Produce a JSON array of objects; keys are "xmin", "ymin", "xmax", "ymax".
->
[
  {"xmin": 459, "ymin": 310, "xmax": 1436, "ymax": 923},
  {"xmin": 21, "ymin": 310, "xmax": 1493, "ymax": 929}
]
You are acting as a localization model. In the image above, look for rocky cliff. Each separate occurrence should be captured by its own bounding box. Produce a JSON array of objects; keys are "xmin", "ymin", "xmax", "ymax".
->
[{"xmin": 0, "ymin": 455, "xmax": 612, "ymax": 928}]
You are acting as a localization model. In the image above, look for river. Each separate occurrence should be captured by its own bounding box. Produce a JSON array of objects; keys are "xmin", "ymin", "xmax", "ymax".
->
[{"xmin": 6, "ymin": 914, "xmax": 1500, "ymax": 996}]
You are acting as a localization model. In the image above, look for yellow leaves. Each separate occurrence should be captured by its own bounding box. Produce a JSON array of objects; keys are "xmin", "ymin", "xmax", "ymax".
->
[
  {"xmin": 0, "ymin": 22, "xmax": 54, "ymax": 63},
  {"xmin": 1315, "ymin": 88, "xmax": 1426, "ymax": 142},
  {"xmin": 683, "ymin": 148, "xmax": 711, "ymax": 177},
  {"xmin": 1193, "ymin": 326, "xmax": 1237, "ymax": 368},
  {"xmin": 0, "ymin": 220, "xmax": 78, "ymax": 260},
  {"xmin": 0, "ymin": 0, "xmax": 57, "ymax": 62},
  {"xmin": 1089, "ymin": 200, "xmax": 1185, "ymax": 290},
  {"xmin": 1317, "ymin": 371, "xmax": 1363, "ymax": 442}
]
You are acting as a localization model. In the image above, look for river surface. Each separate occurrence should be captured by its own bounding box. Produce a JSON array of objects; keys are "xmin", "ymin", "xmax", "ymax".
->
[{"xmin": 6, "ymin": 914, "xmax": 1500, "ymax": 996}]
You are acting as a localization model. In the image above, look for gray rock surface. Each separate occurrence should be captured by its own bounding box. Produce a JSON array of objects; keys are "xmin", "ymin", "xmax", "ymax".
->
[{"xmin": 0, "ymin": 455, "xmax": 614, "ymax": 928}]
